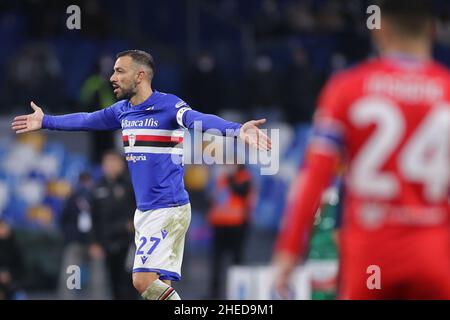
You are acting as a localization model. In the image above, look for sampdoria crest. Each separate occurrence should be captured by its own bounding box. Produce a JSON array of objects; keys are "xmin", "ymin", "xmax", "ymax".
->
[{"xmin": 128, "ymin": 133, "xmax": 136, "ymax": 147}]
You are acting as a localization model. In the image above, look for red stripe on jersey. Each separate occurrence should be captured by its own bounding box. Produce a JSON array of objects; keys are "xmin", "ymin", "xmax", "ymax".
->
[{"xmin": 123, "ymin": 135, "xmax": 183, "ymax": 143}]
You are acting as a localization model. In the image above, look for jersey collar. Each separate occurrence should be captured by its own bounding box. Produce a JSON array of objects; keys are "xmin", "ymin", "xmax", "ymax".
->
[
  {"xmin": 381, "ymin": 53, "xmax": 431, "ymax": 69},
  {"xmin": 127, "ymin": 90, "xmax": 160, "ymax": 109}
]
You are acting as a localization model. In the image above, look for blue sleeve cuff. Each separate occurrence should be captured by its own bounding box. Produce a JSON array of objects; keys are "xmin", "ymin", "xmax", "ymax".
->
[{"xmin": 42, "ymin": 115, "xmax": 52, "ymax": 129}]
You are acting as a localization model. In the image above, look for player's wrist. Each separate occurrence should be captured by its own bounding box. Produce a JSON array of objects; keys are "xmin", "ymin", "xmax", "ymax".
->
[{"xmin": 41, "ymin": 114, "xmax": 51, "ymax": 129}]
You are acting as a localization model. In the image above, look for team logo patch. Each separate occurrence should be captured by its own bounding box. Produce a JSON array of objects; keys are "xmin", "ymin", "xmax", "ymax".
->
[{"xmin": 129, "ymin": 133, "xmax": 136, "ymax": 147}]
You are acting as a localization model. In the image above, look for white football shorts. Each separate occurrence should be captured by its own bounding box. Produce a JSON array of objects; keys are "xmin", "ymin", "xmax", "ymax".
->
[{"xmin": 132, "ymin": 203, "xmax": 191, "ymax": 281}]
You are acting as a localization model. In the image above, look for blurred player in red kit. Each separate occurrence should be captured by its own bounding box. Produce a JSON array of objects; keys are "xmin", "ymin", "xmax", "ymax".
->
[{"xmin": 273, "ymin": 0, "xmax": 450, "ymax": 299}]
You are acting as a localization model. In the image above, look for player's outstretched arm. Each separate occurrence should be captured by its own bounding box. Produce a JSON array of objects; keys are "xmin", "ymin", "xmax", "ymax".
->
[
  {"xmin": 12, "ymin": 101, "xmax": 121, "ymax": 133},
  {"xmin": 11, "ymin": 101, "xmax": 44, "ymax": 134},
  {"xmin": 180, "ymin": 108, "xmax": 272, "ymax": 151}
]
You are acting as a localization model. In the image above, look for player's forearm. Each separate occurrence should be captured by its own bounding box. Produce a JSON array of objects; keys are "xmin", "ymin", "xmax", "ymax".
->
[
  {"xmin": 42, "ymin": 109, "xmax": 118, "ymax": 131},
  {"xmin": 182, "ymin": 110, "xmax": 242, "ymax": 135},
  {"xmin": 275, "ymin": 152, "xmax": 338, "ymax": 259},
  {"xmin": 42, "ymin": 113, "xmax": 96, "ymax": 131}
]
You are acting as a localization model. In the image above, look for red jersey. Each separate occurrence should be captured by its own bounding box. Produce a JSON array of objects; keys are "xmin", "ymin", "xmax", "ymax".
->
[
  {"xmin": 275, "ymin": 56, "xmax": 450, "ymax": 298},
  {"xmin": 276, "ymin": 58, "xmax": 450, "ymax": 299}
]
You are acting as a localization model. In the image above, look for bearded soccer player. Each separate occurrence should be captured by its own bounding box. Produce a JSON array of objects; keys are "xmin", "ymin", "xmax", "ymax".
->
[
  {"xmin": 11, "ymin": 50, "xmax": 271, "ymax": 300},
  {"xmin": 274, "ymin": 0, "xmax": 450, "ymax": 299}
]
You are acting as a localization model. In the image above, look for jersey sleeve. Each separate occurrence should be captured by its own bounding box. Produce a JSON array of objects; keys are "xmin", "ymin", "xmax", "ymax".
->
[
  {"xmin": 172, "ymin": 97, "xmax": 242, "ymax": 136},
  {"xmin": 42, "ymin": 103, "xmax": 122, "ymax": 131},
  {"xmin": 309, "ymin": 72, "xmax": 349, "ymax": 157}
]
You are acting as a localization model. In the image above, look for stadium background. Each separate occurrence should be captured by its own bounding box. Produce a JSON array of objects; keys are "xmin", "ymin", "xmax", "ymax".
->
[{"xmin": 0, "ymin": 0, "xmax": 449, "ymax": 299}]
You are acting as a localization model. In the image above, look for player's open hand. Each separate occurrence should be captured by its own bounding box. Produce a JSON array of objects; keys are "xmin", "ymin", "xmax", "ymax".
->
[
  {"xmin": 272, "ymin": 251, "xmax": 298, "ymax": 299},
  {"xmin": 11, "ymin": 101, "xmax": 44, "ymax": 134},
  {"xmin": 239, "ymin": 118, "xmax": 272, "ymax": 151}
]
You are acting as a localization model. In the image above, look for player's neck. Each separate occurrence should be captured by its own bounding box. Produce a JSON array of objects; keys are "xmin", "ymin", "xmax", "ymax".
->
[
  {"xmin": 130, "ymin": 86, "xmax": 153, "ymax": 106},
  {"xmin": 382, "ymin": 40, "xmax": 432, "ymax": 61}
]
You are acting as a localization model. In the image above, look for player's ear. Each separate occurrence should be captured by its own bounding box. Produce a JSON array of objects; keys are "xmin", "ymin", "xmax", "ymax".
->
[{"xmin": 136, "ymin": 70, "xmax": 145, "ymax": 83}]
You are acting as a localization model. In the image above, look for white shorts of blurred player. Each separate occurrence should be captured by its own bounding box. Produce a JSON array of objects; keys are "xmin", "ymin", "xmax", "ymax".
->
[{"xmin": 132, "ymin": 203, "xmax": 191, "ymax": 281}]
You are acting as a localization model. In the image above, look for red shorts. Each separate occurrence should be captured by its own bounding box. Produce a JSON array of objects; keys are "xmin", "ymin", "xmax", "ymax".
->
[{"xmin": 337, "ymin": 227, "xmax": 450, "ymax": 299}]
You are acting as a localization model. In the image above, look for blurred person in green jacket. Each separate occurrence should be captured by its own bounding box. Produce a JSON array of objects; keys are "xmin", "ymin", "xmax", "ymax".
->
[{"xmin": 79, "ymin": 54, "xmax": 117, "ymax": 163}]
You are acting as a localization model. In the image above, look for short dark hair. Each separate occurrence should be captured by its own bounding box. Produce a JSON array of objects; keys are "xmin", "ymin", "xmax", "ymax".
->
[
  {"xmin": 116, "ymin": 49, "xmax": 156, "ymax": 80},
  {"xmin": 377, "ymin": 0, "xmax": 434, "ymax": 37}
]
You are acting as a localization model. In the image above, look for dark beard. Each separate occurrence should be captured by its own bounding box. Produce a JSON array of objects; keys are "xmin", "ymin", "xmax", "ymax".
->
[{"xmin": 115, "ymin": 87, "xmax": 135, "ymax": 101}]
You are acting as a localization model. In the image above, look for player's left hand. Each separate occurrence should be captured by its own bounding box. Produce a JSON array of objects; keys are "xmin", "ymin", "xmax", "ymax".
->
[
  {"xmin": 239, "ymin": 118, "xmax": 272, "ymax": 151},
  {"xmin": 272, "ymin": 251, "xmax": 298, "ymax": 299}
]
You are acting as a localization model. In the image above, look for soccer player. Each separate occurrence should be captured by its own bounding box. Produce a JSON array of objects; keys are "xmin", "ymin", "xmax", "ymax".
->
[
  {"xmin": 11, "ymin": 50, "xmax": 271, "ymax": 300},
  {"xmin": 273, "ymin": 0, "xmax": 450, "ymax": 299}
]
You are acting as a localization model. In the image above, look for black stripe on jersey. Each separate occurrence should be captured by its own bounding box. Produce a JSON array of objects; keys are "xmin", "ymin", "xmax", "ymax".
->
[{"xmin": 123, "ymin": 141, "xmax": 183, "ymax": 148}]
